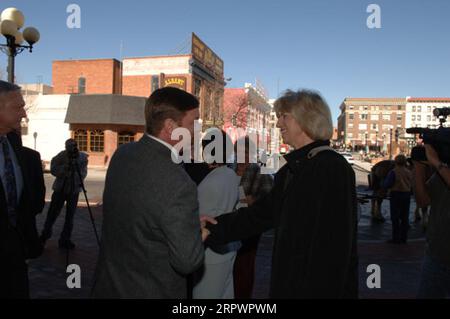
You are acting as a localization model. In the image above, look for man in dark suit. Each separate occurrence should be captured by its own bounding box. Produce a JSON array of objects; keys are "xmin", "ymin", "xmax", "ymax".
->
[
  {"xmin": 92, "ymin": 87, "xmax": 206, "ymax": 298},
  {"xmin": 0, "ymin": 81, "xmax": 46, "ymax": 299}
]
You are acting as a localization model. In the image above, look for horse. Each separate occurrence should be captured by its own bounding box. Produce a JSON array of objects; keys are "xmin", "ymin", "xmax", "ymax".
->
[{"xmin": 368, "ymin": 160, "xmax": 394, "ymax": 222}]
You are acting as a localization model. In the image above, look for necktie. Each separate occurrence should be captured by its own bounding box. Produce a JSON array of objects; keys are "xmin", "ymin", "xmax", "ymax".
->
[{"xmin": 1, "ymin": 136, "xmax": 18, "ymax": 226}]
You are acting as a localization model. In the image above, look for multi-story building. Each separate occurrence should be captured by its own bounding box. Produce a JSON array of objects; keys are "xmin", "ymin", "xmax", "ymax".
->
[
  {"xmin": 405, "ymin": 97, "xmax": 450, "ymax": 136},
  {"xmin": 44, "ymin": 34, "xmax": 226, "ymax": 167},
  {"xmin": 223, "ymin": 83, "xmax": 272, "ymax": 150},
  {"xmin": 51, "ymin": 34, "xmax": 225, "ymax": 130},
  {"xmin": 337, "ymin": 98, "xmax": 407, "ymax": 152}
]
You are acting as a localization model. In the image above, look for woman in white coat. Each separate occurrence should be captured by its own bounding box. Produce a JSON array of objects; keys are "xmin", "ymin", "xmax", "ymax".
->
[{"xmin": 192, "ymin": 129, "xmax": 241, "ymax": 299}]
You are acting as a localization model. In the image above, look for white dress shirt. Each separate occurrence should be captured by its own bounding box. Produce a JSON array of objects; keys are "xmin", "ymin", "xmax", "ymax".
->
[{"xmin": 146, "ymin": 133, "xmax": 180, "ymax": 164}]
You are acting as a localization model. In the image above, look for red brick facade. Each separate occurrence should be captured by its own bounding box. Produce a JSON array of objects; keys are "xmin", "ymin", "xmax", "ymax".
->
[
  {"xmin": 52, "ymin": 59, "xmax": 122, "ymax": 94},
  {"xmin": 70, "ymin": 123, "xmax": 144, "ymax": 167}
]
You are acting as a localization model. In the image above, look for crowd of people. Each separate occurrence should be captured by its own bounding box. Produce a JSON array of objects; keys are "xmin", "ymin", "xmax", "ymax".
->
[{"xmin": 1, "ymin": 80, "xmax": 449, "ymax": 299}]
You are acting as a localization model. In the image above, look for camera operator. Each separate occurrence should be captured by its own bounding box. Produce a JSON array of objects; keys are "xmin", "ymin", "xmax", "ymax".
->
[
  {"xmin": 414, "ymin": 144, "xmax": 450, "ymax": 298},
  {"xmin": 40, "ymin": 139, "xmax": 88, "ymax": 250}
]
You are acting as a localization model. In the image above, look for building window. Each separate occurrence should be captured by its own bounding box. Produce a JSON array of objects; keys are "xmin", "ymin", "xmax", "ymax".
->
[
  {"xmin": 359, "ymin": 124, "xmax": 367, "ymax": 130},
  {"xmin": 372, "ymin": 123, "xmax": 378, "ymax": 130},
  {"xmin": 348, "ymin": 133, "xmax": 353, "ymax": 138},
  {"xmin": 194, "ymin": 78, "xmax": 202, "ymax": 99},
  {"xmin": 90, "ymin": 130, "xmax": 104, "ymax": 152},
  {"xmin": 360, "ymin": 114, "xmax": 368, "ymax": 121},
  {"xmin": 349, "ymin": 113, "xmax": 354, "ymax": 120},
  {"xmin": 118, "ymin": 132, "xmax": 135, "ymax": 146},
  {"xmin": 412, "ymin": 106, "xmax": 416, "ymax": 112},
  {"xmin": 151, "ymin": 75, "xmax": 159, "ymax": 93},
  {"xmin": 371, "ymin": 114, "xmax": 379, "ymax": 121},
  {"xmin": 417, "ymin": 106, "xmax": 422, "ymax": 112},
  {"xmin": 427, "ymin": 106, "xmax": 432, "ymax": 112},
  {"xmin": 364, "ymin": 106, "xmax": 368, "ymax": 111},
  {"xmin": 74, "ymin": 129, "xmax": 88, "ymax": 152},
  {"xmin": 397, "ymin": 115, "xmax": 402, "ymax": 121},
  {"xmin": 427, "ymin": 115, "xmax": 431, "ymax": 122},
  {"xmin": 349, "ymin": 105, "xmax": 354, "ymax": 110},
  {"xmin": 348, "ymin": 123, "xmax": 354, "ymax": 129},
  {"xmin": 398, "ymin": 105, "xmax": 403, "ymax": 111},
  {"xmin": 382, "ymin": 114, "xmax": 391, "ymax": 121},
  {"xmin": 417, "ymin": 115, "xmax": 421, "ymax": 121},
  {"xmin": 412, "ymin": 115, "xmax": 416, "ymax": 121},
  {"xmin": 78, "ymin": 77, "xmax": 86, "ymax": 94}
]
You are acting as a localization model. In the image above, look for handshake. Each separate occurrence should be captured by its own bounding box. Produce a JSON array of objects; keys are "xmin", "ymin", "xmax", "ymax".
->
[{"xmin": 199, "ymin": 215, "xmax": 217, "ymax": 242}]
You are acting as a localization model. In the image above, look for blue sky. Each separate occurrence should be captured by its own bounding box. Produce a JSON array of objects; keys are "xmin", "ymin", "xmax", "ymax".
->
[{"xmin": 1, "ymin": 0, "xmax": 450, "ymax": 123}]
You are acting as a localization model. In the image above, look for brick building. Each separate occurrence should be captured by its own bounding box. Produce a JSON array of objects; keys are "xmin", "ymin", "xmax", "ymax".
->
[
  {"xmin": 223, "ymin": 83, "xmax": 272, "ymax": 150},
  {"xmin": 52, "ymin": 58, "xmax": 122, "ymax": 94},
  {"xmin": 122, "ymin": 35, "xmax": 225, "ymax": 128},
  {"xmin": 52, "ymin": 34, "xmax": 225, "ymax": 129},
  {"xmin": 64, "ymin": 95, "xmax": 146, "ymax": 167},
  {"xmin": 337, "ymin": 98, "xmax": 407, "ymax": 153}
]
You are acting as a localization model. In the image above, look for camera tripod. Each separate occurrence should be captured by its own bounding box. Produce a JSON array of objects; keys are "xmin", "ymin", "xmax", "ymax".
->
[{"xmin": 63, "ymin": 157, "xmax": 101, "ymax": 268}]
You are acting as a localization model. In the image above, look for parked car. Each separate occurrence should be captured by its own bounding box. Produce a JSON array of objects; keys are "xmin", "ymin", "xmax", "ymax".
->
[{"xmin": 339, "ymin": 152, "xmax": 355, "ymax": 165}]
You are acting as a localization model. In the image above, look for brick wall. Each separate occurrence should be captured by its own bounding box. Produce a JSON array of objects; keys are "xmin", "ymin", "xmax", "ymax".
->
[{"xmin": 52, "ymin": 59, "xmax": 121, "ymax": 94}]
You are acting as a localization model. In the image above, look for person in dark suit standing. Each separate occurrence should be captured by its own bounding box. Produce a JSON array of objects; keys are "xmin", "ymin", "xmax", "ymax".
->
[
  {"xmin": 0, "ymin": 81, "xmax": 46, "ymax": 299},
  {"xmin": 92, "ymin": 87, "xmax": 206, "ymax": 299}
]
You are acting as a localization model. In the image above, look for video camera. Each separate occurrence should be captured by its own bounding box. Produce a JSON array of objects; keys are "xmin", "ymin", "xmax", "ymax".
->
[{"xmin": 407, "ymin": 107, "xmax": 450, "ymax": 165}]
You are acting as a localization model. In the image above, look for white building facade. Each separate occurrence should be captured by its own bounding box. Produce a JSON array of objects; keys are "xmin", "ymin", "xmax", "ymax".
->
[
  {"xmin": 405, "ymin": 97, "xmax": 450, "ymax": 137},
  {"xmin": 22, "ymin": 95, "xmax": 72, "ymax": 166}
]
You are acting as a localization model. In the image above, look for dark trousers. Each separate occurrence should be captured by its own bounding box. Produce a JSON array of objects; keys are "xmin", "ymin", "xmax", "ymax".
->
[
  {"xmin": 0, "ymin": 227, "xmax": 30, "ymax": 299},
  {"xmin": 42, "ymin": 191, "xmax": 80, "ymax": 241},
  {"xmin": 418, "ymin": 254, "xmax": 450, "ymax": 298},
  {"xmin": 389, "ymin": 191, "xmax": 411, "ymax": 243},
  {"xmin": 233, "ymin": 235, "xmax": 261, "ymax": 299}
]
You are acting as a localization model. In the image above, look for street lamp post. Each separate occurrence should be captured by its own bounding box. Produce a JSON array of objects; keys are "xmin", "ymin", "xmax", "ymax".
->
[
  {"xmin": 365, "ymin": 132, "xmax": 369, "ymax": 154},
  {"xmin": 389, "ymin": 128, "xmax": 393, "ymax": 160},
  {"xmin": 0, "ymin": 8, "xmax": 40, "ymax": 83}
]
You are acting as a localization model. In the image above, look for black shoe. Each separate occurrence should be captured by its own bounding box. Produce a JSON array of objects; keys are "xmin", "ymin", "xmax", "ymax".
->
[{"xmin": 58, "ymin": 240, "xmax": 76, "ymax": 250}]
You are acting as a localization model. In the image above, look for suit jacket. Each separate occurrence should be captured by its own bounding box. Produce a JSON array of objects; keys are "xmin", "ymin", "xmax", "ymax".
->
[
  {"xmin": 92, "ymin": 135, "xmax": 204, "ymax": 299},
  {"xmin": 0, "ymin": 132, "xmax": 46, "ymax": 260}
]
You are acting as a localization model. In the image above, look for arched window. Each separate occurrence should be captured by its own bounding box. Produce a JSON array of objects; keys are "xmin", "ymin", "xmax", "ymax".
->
[
  {"xmin": 90, "ymin": 130, "xmax": 104, "ymax": 152},
  {"xmin": 74, "ymin": 129, "xmax": 88, "ymax": 151},
  {"xmin": 118, "ymin": 132, "xmax": 135, "ymax": 147},
  {"xmin": 78, "ymin": 77, "xmax": 86, "ymax": 94}
]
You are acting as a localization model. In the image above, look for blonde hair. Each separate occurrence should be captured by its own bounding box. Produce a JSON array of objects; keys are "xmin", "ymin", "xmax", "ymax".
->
[{"xmin": 274, "ymin": 89, "xmax": 333, "ymax": 141}]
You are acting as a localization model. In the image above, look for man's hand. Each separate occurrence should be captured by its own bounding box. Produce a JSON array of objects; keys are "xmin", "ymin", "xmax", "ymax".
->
[
  {"xmin": 201, "ymin": 227, "xmax": 210, "ymax": 242},
  {"xmin": 199, "ymin": 215, "xmax": 217, "ymax": 228},
  {"xmin": 199, "ymin": 215, "xmax": 217, "ymax": 242}
]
